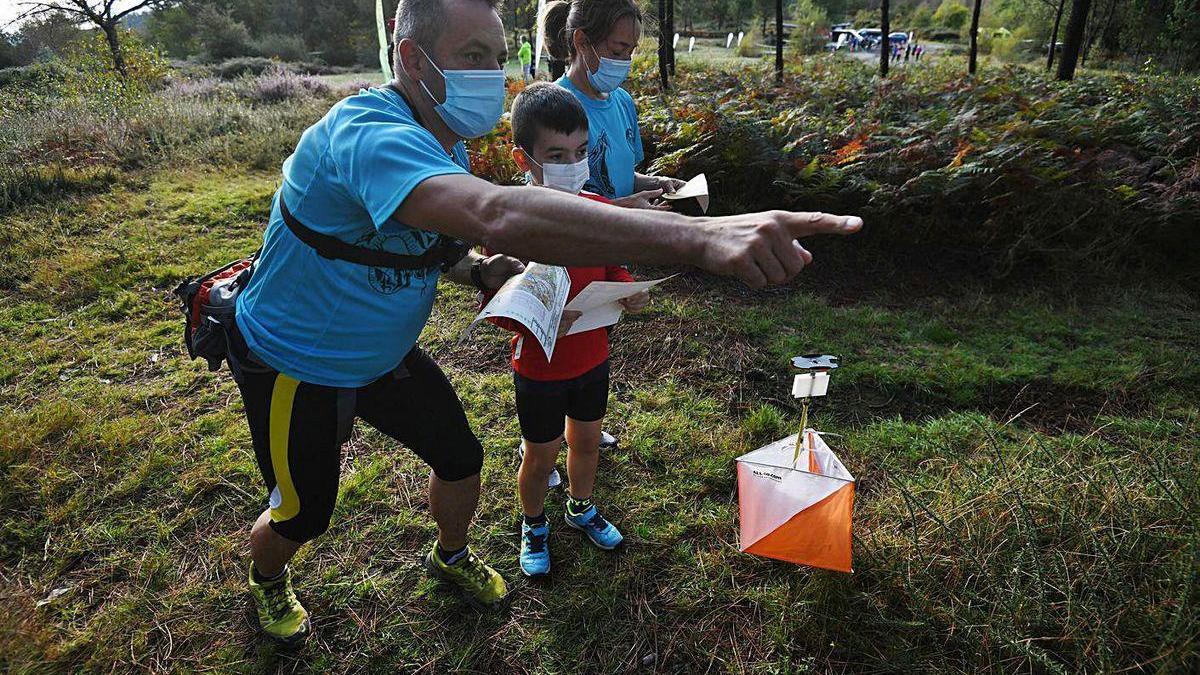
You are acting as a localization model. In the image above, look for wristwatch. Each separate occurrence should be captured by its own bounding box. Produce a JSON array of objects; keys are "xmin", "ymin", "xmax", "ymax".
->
[{"xmin": 470, "ymin": 257, "xmax": 489, "ymax": 291}]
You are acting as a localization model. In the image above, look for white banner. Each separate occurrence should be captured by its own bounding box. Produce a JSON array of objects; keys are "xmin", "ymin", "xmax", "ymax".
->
[
  {"xmin": 376, "ymin": 0, "xmax": 390, "ymax": 83},
  {"xmin": 534, "ymin": 0, "xmax": 547, "ymax": 76}
]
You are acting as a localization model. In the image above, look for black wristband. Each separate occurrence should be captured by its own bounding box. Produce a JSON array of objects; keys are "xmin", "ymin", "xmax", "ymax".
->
[{"xmin": 470, "ymin": 257, "xmax": 488, "ymax": 291}]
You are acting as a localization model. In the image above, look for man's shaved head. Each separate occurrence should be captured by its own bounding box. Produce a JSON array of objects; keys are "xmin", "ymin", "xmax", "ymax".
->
[{"xmin": 393, "ymin": 0, "xmax": 502, "ymax": 49}]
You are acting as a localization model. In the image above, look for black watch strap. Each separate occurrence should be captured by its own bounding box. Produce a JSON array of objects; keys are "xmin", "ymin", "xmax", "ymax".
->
[{"xmin": 470, "ymin": 257, "xmax": 488, "ymax": 291}]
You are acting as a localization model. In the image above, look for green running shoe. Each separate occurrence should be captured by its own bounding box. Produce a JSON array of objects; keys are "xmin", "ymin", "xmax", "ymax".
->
[
  {"xmin": 422, "ymin": 543, "xmax": 509, "ymax": 610},
  {"xmin": 248, "ymin": 565, "xmax": 310, "ymax": 645}
]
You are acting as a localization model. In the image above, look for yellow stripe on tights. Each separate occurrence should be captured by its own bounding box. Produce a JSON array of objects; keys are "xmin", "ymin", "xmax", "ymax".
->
[{"xmin": 269, "ymin": 373, "xmax": 301, "ymax": 521}]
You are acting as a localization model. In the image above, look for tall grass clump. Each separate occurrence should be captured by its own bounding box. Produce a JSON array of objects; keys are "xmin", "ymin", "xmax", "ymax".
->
[
  {"xmin": 232, "ymin": 65, "xmax": 331, "ymax": 104},
  {"xmin": 842, "ymin": 415, "xmax": 1200, "ymax": 671},
  {"xmin": 0, "ymin": 66, "xmax": 348, "ymax": 191}
]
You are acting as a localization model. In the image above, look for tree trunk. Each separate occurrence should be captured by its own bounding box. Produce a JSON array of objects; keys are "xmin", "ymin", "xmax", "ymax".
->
[
  {"xmin": 1047, "ymin": 0, "xmax": 1065, "ymax": 70},
  {"xmin": 968, "ymin": 0, "xmax": 982, "ymax": 74},
  {"xmin": 1082, "ymin": 0, "xmax": 1117, "ymax": 66},
  {"xmin": 667, "ymin": 0, "xmax": 675, "ymax": 75},
  {"xmin": 658, "ymin": 0, "xmax": 669, "ymax": 91},
  {"xmin": 1079, "ymin": 0, "xmax": 1098, "ymax": 66},
  {"xmin": 880, "ymin": 0, "xmax": 890, "ymax": 77},
  {"xmin": 101, "ymin": 22, "xmax": 128, "ymax": 78},
  {"xmin": 775, "ymin": 0, "xmax": 783, "ymax": 84},
  {"xmin": 1056, "ymin": 0, "xmax": 1091, "ymax": 80}
]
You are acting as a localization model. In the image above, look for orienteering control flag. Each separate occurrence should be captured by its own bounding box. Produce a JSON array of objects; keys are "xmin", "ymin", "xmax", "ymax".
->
[{"xmin": 736, "ymin": 429, "xmax": 855, "ymax": 572}]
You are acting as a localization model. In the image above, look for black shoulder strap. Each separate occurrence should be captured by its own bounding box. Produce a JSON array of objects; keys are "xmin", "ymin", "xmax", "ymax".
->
[{"xmin": 279, "ymin": 194, "xmax": 466, "ymax": 271}]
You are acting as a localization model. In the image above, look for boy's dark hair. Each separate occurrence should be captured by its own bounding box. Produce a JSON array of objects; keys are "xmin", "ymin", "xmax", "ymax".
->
[{"xmin": 510, "ymin": 82, "xmax": 589, "ymax": 151}]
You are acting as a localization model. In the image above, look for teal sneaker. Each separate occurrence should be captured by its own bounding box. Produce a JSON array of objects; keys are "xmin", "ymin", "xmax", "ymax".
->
[
  {"xmin": 564, "ymin": 502, "xmax": 623, "ymax": 550},
  {"xmin": 519, "ymin": 519, "xmax": 551, "ymax": 577}
]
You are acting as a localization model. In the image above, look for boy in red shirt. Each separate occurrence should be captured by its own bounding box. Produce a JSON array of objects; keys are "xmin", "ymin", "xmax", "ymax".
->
[{"xmin": 489, "ymin": 82, "xmax": 649, "ymax": 577}]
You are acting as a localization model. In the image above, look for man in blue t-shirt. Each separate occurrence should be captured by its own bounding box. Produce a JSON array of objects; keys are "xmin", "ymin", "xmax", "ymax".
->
[{"xmin": 235, "ymin": 0, "xmax": 863, "ymax": 644}]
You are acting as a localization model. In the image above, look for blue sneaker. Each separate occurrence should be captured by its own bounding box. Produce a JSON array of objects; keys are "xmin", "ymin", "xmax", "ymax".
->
[
  {"xmin": 564, "ymin": 503, "xmax": 623, "ymax": 550},
  {"xmin": 519, "ymin": 519, "xmax": 551, "ymax": 577}
]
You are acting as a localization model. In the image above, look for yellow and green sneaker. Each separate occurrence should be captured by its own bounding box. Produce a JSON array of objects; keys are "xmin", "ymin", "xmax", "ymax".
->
[
  {"xmin": 248, "ymin": 565, "xmax": 310, "ymax": 645},
  {"xmin": 422, "ymin": 543, "xmax": 509, "ymax": 611}
]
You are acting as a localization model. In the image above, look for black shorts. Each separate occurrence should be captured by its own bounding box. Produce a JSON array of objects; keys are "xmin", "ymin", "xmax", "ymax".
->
[
  {"xmin": 514, "ymin": 361, "xmax": 610, "ymax": 444},
  {"xmin": 234, "ymin": 331, "xmax": 482, "ymax": 544}
]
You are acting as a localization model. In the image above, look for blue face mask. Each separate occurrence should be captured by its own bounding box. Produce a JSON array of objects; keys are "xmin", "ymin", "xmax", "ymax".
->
[
  {"xmin": 585, "ymin": 42, "xmax": 631, "ymax": 93},
  {"xmin": 417, "ymin": 46, "xmax": 506, "ymax": 139}
]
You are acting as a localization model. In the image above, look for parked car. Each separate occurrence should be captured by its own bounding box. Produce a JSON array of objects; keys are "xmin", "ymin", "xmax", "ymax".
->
[{"xmin": 827, "ymin": 28, "xmax": 863, "ymax": 51}]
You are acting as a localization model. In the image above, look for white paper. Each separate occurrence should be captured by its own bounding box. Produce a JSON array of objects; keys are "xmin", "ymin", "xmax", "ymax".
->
[
  {"xmin": 661, "ymin": 173, "xmax": 709, "ymax": 213},
  {"xmin": 466, "ymin": 263, "xmax": 570, "ymax": 360},
  {"xmin": 563, "ymin": 275, "xmax": 676, "ymax": 335}
]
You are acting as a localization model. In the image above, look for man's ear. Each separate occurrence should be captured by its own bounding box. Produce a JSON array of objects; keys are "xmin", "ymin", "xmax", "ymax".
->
[
  {"xmin": 394, "ymin": 38, "xmax": 425, "ymax": 81},
  {"xmin": 511, "ymin": 146, "xmax": 532, "ymax": 172},
  {"xmin": 571, "ymin": 28, "xmax": 590, "ymax": 60}
]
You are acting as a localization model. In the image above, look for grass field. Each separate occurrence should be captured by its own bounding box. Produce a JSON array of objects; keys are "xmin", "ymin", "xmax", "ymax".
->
[{"xmin": 1, "ymin": 55, "xmax": 1198, "ymax": 673}]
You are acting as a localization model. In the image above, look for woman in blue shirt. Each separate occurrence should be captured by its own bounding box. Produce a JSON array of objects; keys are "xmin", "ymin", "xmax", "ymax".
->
[{"xmin": 543, "ymin": 0, "xmax": 685, "ymax": 208}]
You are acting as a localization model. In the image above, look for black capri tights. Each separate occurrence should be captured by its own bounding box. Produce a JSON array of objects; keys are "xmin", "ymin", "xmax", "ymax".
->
[{"xmin": 236, "ymin": 345, "xmax": 483, "ymax": 543}]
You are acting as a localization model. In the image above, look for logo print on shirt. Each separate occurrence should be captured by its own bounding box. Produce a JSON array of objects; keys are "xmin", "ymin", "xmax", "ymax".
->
[
  {"xmin": 585, "ymin": 130, "xmax": 615, "ymax": 198},
  {"xmin": 353, "ymin": 229, "xmax": 436, "ymax": 295}
]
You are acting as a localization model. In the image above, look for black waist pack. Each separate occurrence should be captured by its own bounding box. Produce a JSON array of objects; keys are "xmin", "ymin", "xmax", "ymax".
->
[{"xmin": 173, "ymin": 197, "xmax": 471, "ymax": 375}]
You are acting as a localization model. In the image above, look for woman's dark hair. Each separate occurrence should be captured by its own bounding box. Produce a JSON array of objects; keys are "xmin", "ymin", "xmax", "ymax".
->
[
  {"xmin": 510, "ymin": 82, "xmax": 589, "ymax": 151},
  {"xmin": 542, "ymin": 0, "xmax": 642, "ymax": 61}
]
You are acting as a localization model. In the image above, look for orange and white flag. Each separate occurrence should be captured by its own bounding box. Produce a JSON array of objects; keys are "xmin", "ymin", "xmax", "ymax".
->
[{"xmin": 736, "ymin": 430, "xmax": 855, "ymax": 573}]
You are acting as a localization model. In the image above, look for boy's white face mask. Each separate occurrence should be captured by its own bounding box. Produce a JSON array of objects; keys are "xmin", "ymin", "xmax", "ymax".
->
[{"xmin": 524, "ymin": 152, "xmax": 590, "ymax": 194}]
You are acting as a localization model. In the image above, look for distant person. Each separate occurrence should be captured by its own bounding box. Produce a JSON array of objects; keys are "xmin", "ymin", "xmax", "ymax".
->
[
  {"xmin": 519, "ymin": 33, "xmax": 533, "ymax": 81},
  {"xmin": 905, "ymin": 43, "xmax": 912, "ymax": 62},
  {"xmin": 491, "ymin": 83, "xmax": 649, "ymax": 577}
]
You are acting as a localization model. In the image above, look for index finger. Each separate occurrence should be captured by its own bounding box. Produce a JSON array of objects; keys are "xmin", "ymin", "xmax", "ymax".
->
[{"xmin": 781, "ymin": 211, "xmax": 863, "ymax": 239}]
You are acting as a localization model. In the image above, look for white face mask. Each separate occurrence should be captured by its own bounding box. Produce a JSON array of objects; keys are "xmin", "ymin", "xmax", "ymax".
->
[{"xmin": 524, "ymin": 153, "xmax": 590, "ymax": 194}]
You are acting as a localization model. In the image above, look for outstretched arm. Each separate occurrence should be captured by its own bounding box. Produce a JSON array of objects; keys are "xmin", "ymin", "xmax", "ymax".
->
[{"xmin": 394, "ymin": 173, "xmax": 862, "ymax": 289}]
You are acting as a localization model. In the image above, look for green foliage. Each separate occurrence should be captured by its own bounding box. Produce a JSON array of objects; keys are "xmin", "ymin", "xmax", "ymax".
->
[
  {"xmin": 194, "ymin": 6, "xmax": 253, "ymax": 62},
  {"xmin": 0, "ymin": 32, "xmax": 20, "ymax": 69},
  {"xmin": 623, "ymin": 57, "xmax": 1200, "ymax": 276},
  {"xmin": 852, "ymin": 8, "xmax": 876, "ymax": 27},
  {"xmin": 788, "ymin": 0, "xmax": 830, "ymax": 57},
  {"xmin": 210, "ymin": 55, "xmax": 278, "ymax": 79},
  {"xmin": 55, "ymin": 30, "xmax": 169, "ymax": 110},
  {"xmin": 982, "ymin": 24, "xmax": 1033, "ymax": 60},
  {"xmin": 252, "ymin": 33, "xmax": 310, "ymax": 62},
  {"xmin": 0, "ymin": 60, "xmax": 66, "ymax": 93},
  {"xmin": 144, "ymin": 5, "xmax": 199, "ymax": 59},
  {"xmin": 3, "ymin": 11, "xmax": 83, "ymax": 66},
  {"xmin": 734, "ymin": 24, "xmax": 760, "ymax": 57},
  {"xmin": 909, "ymin": 5, "xmax": 935, "ymax": 30},
  {"xmin": 933, "ymin": 0, "xmax": 973, "ymax": 30}
]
